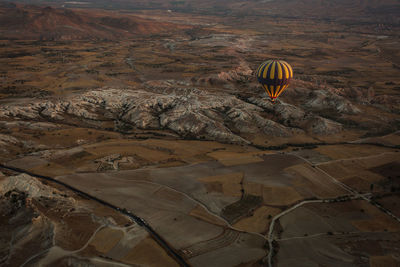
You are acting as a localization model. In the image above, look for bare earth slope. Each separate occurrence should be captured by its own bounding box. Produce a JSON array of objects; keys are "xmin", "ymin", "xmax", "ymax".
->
[
  {"xmin": 0, "ymin": 173, "xmax": 178, "ymax": 266},
  {"xmin": 0, "ymin": 4, "xmax": 189, "ymax": 40}
]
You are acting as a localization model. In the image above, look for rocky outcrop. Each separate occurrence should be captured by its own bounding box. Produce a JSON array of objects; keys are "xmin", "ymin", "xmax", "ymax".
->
[
  {"xmin": 283, "ymin": 80, "xmax": 361, "ymax": 115},
  {"xmin": 216, "ymin": 61, "xmax": 253, "ymax": 83},
  {"xmin": 0, "ymin": 87, "xmax": 298, "ymax": 144},
  {"xmin": 305, "ymin": 89, "xmax": 360, "ymax": 114},
  {"xmin": 0, "ymin": 187, "xmax": 54, "ymax": 267},
  {"xmin": 0, "ymin": 121, "xmax": 59, "ymax": 131},
  {"xmin": 337, "ymin": 86, "xmax": 375, "ymax": 104},
  {"xmin": 194, "ymin": 61, "xmax": 253, "ymax": 87},
  {"xmin": 0, "ymin": 174, "xmax": 68, "ymax": 199},
  {"xmin": 0, "ymin": 85, "xmax": 349, "ymax": 143},
  {"xmin": 0, "ymin": 134, "xmax": 19, "ymax": 146},
  {"xmin": 247, "ymin": 97, "xmax": 343, "ymax": 135}
]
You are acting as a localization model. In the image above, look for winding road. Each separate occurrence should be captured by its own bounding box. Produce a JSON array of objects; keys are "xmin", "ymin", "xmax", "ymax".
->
[{"xmin": 264, "ymin": 151, "xmax": 400, "ymax": 267}]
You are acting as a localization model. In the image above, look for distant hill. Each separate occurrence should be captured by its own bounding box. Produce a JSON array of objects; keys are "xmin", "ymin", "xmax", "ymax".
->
[{"xmin": 0, "ymin": 4, "xmax": 189, "ymax": 40}]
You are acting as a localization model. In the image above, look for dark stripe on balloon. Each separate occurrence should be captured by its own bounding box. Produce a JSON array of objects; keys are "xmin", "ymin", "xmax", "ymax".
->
[
  {"xmin": 280, "ymin": 62, "xmax": 287, "ymax": 84},
  {"xmin": 265, "ymin": 85, "xmax": 271, "ymax": 97},
  {"xmin": 257, "ymin": 64, "xmax": 264, "ymax": 78},
  {"xmin": 266, "ymin": 62, "xmax": 272, "ymax": 81}
]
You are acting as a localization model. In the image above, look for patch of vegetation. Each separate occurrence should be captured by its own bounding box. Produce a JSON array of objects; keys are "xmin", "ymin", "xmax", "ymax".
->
[
  {"xmin": 361, "ymin": 122, "xmax": 400, "ymax": 138},
  {"xmin": 86, "ymin": 69, "xmax": 99, "ymax": 74},
  {"xmin": 317, "ymin": 68, "xmax": 355, "ymax": 76},
  {"xmin": 253, "ymin": 142, "xmax": 323, "ymax": 151},
  {"xmin": 99, "ymin": 62, "xmax": 115, "ymax": 68},
  {"xmin": 170, "ymin": 0, "xmax": 185, "ymax": 5},
  {"xmin": 0, "ymin": 51, "xmax": 33, "ymax": 58},
  {"xmin": 115, "ymin": 120, "xmax": 133, "ymax": 133},
  {"xmin": 221, "ymin": 194, "xmax": 263, "ymax": 223},
  {"xmin": 371, "ymin": 162, "xmax": 400, "ymax": 193}
]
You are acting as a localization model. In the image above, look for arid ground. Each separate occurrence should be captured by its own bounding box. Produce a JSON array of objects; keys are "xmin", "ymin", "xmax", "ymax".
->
[{"xmin": 0, "ymin": 0, "xmax": 399, "ymax": 266}]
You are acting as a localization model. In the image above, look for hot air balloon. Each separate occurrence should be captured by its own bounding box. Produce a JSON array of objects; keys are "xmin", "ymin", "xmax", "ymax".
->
[{"xmin": 256, "ymin": 60, "xmax": 293, "ymax": 102}]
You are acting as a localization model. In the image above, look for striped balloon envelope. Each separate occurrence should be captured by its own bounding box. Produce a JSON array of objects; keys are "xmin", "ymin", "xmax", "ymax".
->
[{"xmin": 256, "ymin": 60, "xmax": 293, "ymax": 102}]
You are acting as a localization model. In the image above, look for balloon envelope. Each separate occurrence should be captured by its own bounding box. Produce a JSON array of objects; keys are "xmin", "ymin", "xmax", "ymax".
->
[{"xmin": 256, "ymin": 60, "xmax": 293, "ymax": 101}]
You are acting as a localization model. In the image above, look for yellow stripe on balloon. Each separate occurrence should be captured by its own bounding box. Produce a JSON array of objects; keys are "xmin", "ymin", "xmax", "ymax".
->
[
  {"xmin": 282, "ymin": 62, "xmax": 289, "ymax": 79},
  {"xmin": 280, "ymin": 61, "xmax": 288, "ymax": 77},
  {"xmin": 274, "ymin": 85, "xmax": 281, "ymax": 97},
  {"xmin": 268, "ymin": 86, "xmax": 273, "ymax": 98},
  {"xmin": 269, "ymin": 61, "xmax": 276, "ymax": 79},
  {"xmin": 258, "ymin": 60, "xmax": 268, "ymax": 77},
  {"xmin": 283, "ymin": 61, "xmax": 293, "ymax": 78},
  {"xmin": 270, "ymin": 85, "xmax": 276, "ymax": 96},
  {"xmin": 277, "ymin": 62, "xmax": 283, "ymax": 79},
  {"xmin": 256, "ymin": 65, "xmax": 260, "ymax": 76},
  {"xmin": 276, "ymin": 84, "xmax": 288, "ymax": 97},
  {"xmin": 257, "ymin": 62, "xmax": 265, "ymax": 77},
  {"xmin": 262, "ymin": 61, "xmax": 273, "ymax": 79}
]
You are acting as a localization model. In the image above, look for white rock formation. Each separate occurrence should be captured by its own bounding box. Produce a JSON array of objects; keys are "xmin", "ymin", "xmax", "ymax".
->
[
  {"xmin": 0, "ymin": 88, "xmax": 299, "ymax": 143},
  {"xmin": 0, "ymin": 85, "xmax": 348, "ymax": 142},
  {"xmin": 305, "ymin": 89, "xmax": 360, "ymax": 114},
  {"xmin": 0, "ymin": 174, "xmax": 61, "ymax": 199},
  {"xmin": 247, "ymin": 96, "xmax": 343, "ymax": 134}
]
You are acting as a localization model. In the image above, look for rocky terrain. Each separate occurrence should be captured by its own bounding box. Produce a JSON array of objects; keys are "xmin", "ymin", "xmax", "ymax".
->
[
  {"xmin": 1, "ymin": 70, "xmax": 395, "ymax": 149},
  {"xmin": 0, "ymin": 84, "xmax": 355, "ymax": 144},
  {"xmin": 0, "ymin": 172, "xmax": 178, "ymax": 266}
]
